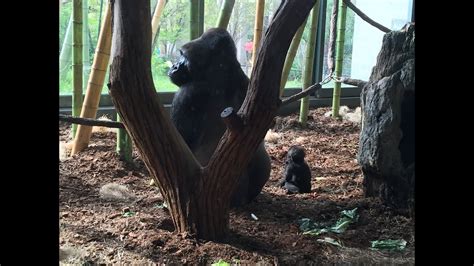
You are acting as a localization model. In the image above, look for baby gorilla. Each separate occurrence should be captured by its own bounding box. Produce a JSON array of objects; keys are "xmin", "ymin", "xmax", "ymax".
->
[{"xmin": 279, "ymin": 145, "xmax": 312, "ymax": 194}]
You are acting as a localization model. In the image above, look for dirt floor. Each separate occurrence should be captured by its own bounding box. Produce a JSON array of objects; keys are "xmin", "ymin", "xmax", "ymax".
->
[{"xmin": 59, "ymin": 107, "xmax": 415, "ymax": 265}]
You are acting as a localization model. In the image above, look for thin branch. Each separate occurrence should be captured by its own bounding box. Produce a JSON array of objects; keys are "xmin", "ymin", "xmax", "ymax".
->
[
  {"xmin": 338, "ymin": 77, "xmax": 367, "ymax": 88},
  {"xmin": 281, "ymin": 83, "xmax": 321, "ymax": 106},
  {"xmin": 343, "ymin": 0, "xmax": 390, "ymax": 33},
  {"xmin": 59, "ymin": 114, "xmax": 125, "ymax": 128}
]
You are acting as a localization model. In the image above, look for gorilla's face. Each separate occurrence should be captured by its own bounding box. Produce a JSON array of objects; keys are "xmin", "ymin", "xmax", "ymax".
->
[
  {"xmin": 287, "ymin": 145, "xmax": 305, "ymax": 164},
  {"xmin": 168, "ymin": 50, "xmax": 192, "ymax": 87},
  {"xmin": 168, "ymin": 28, "xmax": 237, "ymax": 87}
]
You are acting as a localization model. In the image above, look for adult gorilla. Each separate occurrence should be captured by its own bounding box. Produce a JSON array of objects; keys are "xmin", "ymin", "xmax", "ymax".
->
[{"xmin": 168, "ymin": 28, "xmax": 271, "ymax": 207}]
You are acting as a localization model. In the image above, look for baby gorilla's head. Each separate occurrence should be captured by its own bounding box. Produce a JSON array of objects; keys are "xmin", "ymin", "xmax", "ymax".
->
[{"xmin": 287, "ymin": 145, "xmax": 305, "ymax": 164}]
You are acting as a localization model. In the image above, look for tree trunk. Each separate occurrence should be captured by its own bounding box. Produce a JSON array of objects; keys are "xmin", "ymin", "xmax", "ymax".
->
[
  {"xmin": 108, "ymin": 0, "xmax": 315, "ymax": 240},
  {"xmin": 358, "ymin": 24, "xmax": 415, "ymax": 213}
]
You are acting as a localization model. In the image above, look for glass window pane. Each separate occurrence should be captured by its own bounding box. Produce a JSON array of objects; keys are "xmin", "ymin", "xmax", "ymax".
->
[{"xmin": 322, "ymin": 0, "xmax": 413, "ymax": 88}]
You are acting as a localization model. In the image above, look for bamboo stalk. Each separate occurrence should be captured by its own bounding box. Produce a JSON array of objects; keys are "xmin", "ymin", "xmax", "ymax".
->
[
  {"xmin": 216, "ymin": 0, "xmax": 235, "ymax": 29},
  {"xmin": 71, "ymin": 4, "xmax": 112, "ymax": 155},
  {"xmin": 116, "ymin": 115, "xmax": 133, "ymax": 162},
  {"xmin": 97, "ymin": 0, "xmax": 104, "ymax": 39},
  {"xmin": 331, "ymin": 0, "xmax": 347, "ymax": 118},
  {"xmin": 279, "ymin": 17, "xmax": 308, "ymax": 97},
  {"xmin": 83, "ymin": 0, "xmax": 90, "ymax": 88},
  {"xmin": 72, "ymin": 0, "xmax": 83, "ymax": 137},
  {"xmin": 251, "ymin": 0, "xmax": 265, "ymax": 70},
  {"xmin": 151, "ymin": 0, "xmax": 166, "ymax": 48},
  {"xmin": 59, "ymin": 14, "xmax": 73, "ymax": 78},
  {"xmin": 190, "ymin": 0, "xmax": 199, "ymax": 40},
  {"xmin": 299, "ymin": 1, "xmax": 321, "ymax": 125},
  {"xmin": 198, "ymin": 0, "xmax": 204, "ymax": 36}
]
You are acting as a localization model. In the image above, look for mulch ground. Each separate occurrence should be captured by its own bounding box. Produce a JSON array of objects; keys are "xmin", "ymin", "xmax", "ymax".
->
[{"xmin": 59, "ymin": 107, "xmax": 414, "ymax": 265}]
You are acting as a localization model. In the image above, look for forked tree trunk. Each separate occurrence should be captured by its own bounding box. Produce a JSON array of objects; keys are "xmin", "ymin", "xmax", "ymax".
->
[{"xmin": 108, "ymin": 0, "xmax": 315, "ymax": 240}]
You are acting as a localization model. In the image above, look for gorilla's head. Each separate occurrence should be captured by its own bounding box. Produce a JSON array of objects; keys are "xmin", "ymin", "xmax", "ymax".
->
[
  {"xmin": 168, "ymin": 28, "xmax": 239, "ymax": 87},
  {"xmin": 287, "ymin": 145, "xmax": 306, "ymax": 164}
]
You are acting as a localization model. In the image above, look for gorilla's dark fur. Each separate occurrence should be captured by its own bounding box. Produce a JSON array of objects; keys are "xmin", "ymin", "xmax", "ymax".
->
[
  {"xmin": 279, "ymin": 145, "xmax": 312, "ymax": 194},
  {"xmin": 168, "ymin": 28, "xmax": 271, "ymax": 207}
]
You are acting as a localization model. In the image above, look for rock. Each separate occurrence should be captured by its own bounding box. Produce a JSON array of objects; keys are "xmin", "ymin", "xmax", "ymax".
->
[{"xmin": 358, "ymin": 23, "xmax": 415, "ymax": 211}]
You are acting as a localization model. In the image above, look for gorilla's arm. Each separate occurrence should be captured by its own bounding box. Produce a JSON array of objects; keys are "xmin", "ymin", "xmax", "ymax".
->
[
  {"xmin": 279, "ymin": 163, "xmax": 295, "ymax": 187},
  {"xmin": 170, "ymin": 83, "xmax": 210, "ymax": 150}
]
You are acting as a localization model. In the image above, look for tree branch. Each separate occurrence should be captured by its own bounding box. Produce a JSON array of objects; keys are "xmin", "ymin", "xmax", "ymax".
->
[
  {"xmin": 59, "ymin": 114, "xmax": 125, "ymax": 128},
  {"xmin": 343, "ymin": 0, "xmax": 390, "ymax": 33},
  {"xmin": 339, "ymin": 77, "xmax": 367, "ymax": 88},
  {"xmin": 281, "ymin": 83, "xmax": 321, "ymax": 106}
]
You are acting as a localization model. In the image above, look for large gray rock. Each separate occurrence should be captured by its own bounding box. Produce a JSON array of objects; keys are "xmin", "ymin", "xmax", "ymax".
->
[{"xmin": 358, "ymin": 24, "xmax": 415, "ymax": 212}]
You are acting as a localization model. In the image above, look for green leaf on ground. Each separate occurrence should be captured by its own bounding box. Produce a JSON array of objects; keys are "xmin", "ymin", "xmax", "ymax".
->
[
  {"xmin": 299, "ymin": 207, "xmax": 359, "ymax": 235},
  {"xmin": 212, "ymin": 259, "xmax": 230, "ymax": 266},
  {"xmin": 122, "ymin": 211, "xmax": 135, "ymax": 217},
  {"xmin": 370, "ymin": 239, "xmax": 407, "ymax": 251},
  {"xmin": 317, "ymin": 237, "xmax": 343, "ymax": 247}
]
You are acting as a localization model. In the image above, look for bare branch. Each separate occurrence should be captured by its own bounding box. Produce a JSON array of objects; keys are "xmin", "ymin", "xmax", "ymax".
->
[
  {"xmin": 338, "ymin": 77, "xmax": 367, "ymax": 88},
  {"xmin": 59, "ymin": 114, "xmax": 125, "ymax": 128},
  {"xmin": 343, "ymin": 0, "xmax": 390, "ymax": 33},
  {"xmin": 281, "ymin": 83, "xmax": 321, "ymax": 106}
]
